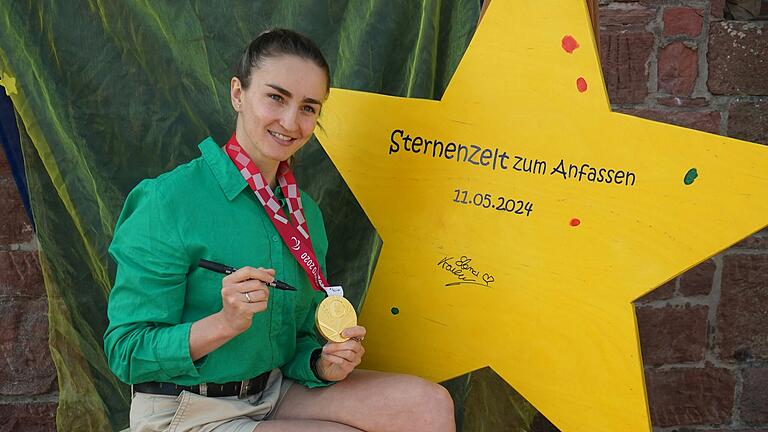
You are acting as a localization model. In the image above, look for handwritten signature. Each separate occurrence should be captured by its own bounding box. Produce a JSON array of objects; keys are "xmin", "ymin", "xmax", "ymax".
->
[{"xmin": 437, "ymin": 255, "xmax": 495, "ymax": 287}]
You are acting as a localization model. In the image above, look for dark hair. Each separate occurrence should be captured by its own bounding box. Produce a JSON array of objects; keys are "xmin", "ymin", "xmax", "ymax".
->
[{"xmin": 235, "ymin": 28, "xmax": 330, "ymax": 91}]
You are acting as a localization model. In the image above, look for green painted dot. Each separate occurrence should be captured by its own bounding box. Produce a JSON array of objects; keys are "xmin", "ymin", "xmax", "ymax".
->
[
  {"xmin": 390, "ymin": 307, "xmax": 400, "ymax": 315},
  {"xmin": 684, "ymin": 168, "xmax": 698, "ymax": 185}
]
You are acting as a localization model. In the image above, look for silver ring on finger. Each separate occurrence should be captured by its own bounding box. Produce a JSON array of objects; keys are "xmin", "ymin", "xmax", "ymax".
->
[{"xmin": 244, "ymin": 292, "xmax": 254, "ymax": 303}]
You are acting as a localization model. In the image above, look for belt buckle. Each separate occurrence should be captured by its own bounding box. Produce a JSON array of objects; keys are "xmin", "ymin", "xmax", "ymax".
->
[
  {"xmin": 238, "ymin": 379, "xmax": 249, "ymax": 399},
  {"xmin": 199, "ymin": 382, "xmax": 208, "ymax": 397}
]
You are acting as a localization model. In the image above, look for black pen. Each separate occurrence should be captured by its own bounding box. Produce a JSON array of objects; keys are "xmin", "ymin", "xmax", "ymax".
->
[{"xmin": 198, "ymin": 259, "xmax": 297, "ymax": 291}]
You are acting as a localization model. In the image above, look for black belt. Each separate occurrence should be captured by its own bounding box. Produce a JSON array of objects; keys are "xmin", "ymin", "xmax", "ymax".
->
[{"xmin": 133, "ymin": 371, "xmax": 270, "ymax": 398}]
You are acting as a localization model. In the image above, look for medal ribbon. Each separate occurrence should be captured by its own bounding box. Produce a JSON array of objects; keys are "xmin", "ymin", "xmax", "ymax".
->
[{"xmin": 225, "ymin": 133, "xmax": 329, "ymax": 292}]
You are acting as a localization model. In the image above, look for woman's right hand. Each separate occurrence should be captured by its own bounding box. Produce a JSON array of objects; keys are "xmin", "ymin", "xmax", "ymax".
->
[{"xmin": 219, "ymin": 266, "xmax": 276, "ymax": 334}]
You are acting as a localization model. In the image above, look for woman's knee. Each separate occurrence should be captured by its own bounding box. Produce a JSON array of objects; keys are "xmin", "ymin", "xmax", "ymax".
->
[
  {"xmin": 421, "ymin": 379, "xmax": 453, "ymax": 410},
  {"xmin": 402, "ymin": 376, "xmax": 455, "ymax": 430}
]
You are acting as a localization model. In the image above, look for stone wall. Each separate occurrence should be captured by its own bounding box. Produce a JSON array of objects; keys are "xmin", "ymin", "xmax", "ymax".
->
[
  {"xmin": 599, "ymin": 0, "xmax": 768, "ymax": 430},
  {"xmin": 0, "ymin": 153, "xmax": 57, "ymax": 431}
]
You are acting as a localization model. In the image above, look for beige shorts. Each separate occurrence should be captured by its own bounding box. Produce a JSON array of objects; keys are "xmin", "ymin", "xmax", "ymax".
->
[{"xmin": 129, "ymin": 369, "xmax": 293, "ymax": 432}]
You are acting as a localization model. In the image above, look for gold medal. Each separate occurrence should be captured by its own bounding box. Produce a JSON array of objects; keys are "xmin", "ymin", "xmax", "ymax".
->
[{"xmin": 315, "ymin": 295, "xmax": 357, "ymax": 342}]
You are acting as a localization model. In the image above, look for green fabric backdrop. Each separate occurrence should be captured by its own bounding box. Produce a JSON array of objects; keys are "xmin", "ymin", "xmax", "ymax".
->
[{"xmin": 0, "ymin": 1, "xmax": 555, "ymax": 430}]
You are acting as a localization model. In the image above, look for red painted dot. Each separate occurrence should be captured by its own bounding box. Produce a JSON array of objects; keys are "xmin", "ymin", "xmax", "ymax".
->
[
  {"xmin": 576, "ymin": 77, "xmax": 588, "ymax": 92},
  {"xmin": 562, "ymin": 35, "xmax": 580, "ymax": 53},
  {"xmin": 570, "ymin": 218, "xmax": 581, "ymax": 227}
]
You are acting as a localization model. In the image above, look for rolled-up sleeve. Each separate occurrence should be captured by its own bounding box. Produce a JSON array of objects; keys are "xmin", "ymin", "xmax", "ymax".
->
[{"xmin": 103, "ymin": 180, "xmax": 204, "ymax": 384}]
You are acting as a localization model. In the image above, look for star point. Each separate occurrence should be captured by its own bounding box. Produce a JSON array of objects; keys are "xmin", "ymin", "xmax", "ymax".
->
[{"xmin": 317, "ymin": 2, "xmax": 768, "ymax": 431}]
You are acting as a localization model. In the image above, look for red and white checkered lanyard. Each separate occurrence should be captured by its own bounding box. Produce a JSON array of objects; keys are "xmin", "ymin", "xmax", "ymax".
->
[{"xmin": 225, "ymin": 133, "xmax": 329, "ymax": 292}]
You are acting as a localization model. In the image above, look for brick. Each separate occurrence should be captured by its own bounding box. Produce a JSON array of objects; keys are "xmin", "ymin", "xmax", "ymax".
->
[
  {"xmin": 659, "ymin": 42, "xmax": 699, "ymax": 96},
  {"xmin": 636, "ymin": 305, "xmax": 708, "ymax": 366},
  {"xmin": 711, "ymin": 0, "xmax": 727, "ymax": 19},
  {"xmin": 600, "ymin": 31, "xmax": 655, "ymax": 104},
  {"xmin": 708, "ymin": 21, "xmax": 768, "ymax": 95},
  {"xmin": 611, "ymin": 0, "xmax": 663, "ymax": 3},
  {"xmin": 636, "ymin": 279, "xmax": 676, "ymax": 303},
  {"xmin": 708, "ymin": 430, "xmax": 768, "ymax": 432},
  {"xmin": 0, "ymin": 251, "xmax": 45, "ymax": 298},
  {"xmin": 657, "ymin": 96, "xmax": 710, "ymax": 108},
  {"xmin": 0, "ymin": 401, "xmax": 57, "ymax": 432},
  {"xmin": 0, "ymin": 178, "xmax": 34, "ymax": 245},
  {"xmin": 733, "ymin": 233, "xmax": 768, "ymax": 249},
  {"xmin": 0, "ymin": 298, "xmax": 56, "ymax": 396},
  {"xmin": 742, "ymin": 368, "xmax": 768, "ymax": 424},
  {"xmin": 645, "ymin": 368, "xmax": 735, "ymax": 427},
  {"xmin": 617, "ymin": 109, "xmax": 721, "ymax": 135},
  {"xmin": 728, "ymin": 98, "xmax": 768, "ymax": 145},
  {"xmin": 716, "ymin": 254, "xmax": 768, "ymax": 362},
  {"xmin": 663, "ymin": 8, "xmax": 704, "ymax": 37},
  {"xmin": 600, "ymin": 5, "xmax": 657, "ymax": 31},
  {"xmin": 678, "ymin": 259, "xmax": 715, "ymax": 297},
  {"xmin": 599, "ymin": 4, "xmax": 655, "ymax": 104}
]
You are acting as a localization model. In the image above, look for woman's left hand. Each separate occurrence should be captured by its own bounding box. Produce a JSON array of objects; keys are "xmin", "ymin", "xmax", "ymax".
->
[{"xmin": 315, "ymin": 326, "xmax": 366, "ymax": 382}]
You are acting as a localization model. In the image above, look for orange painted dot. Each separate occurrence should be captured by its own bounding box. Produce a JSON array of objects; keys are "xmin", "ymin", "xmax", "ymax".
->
[
  {"xmin": 570, "ymin": 218, "xmax": 581, "ymax": 227},
  {"xmin": 562, "ymin": 35, "xmax": 580, "ymax": 53},
  {"xmin": 576, "ymin": 77, "xmax": 588, "ymax": 92}
]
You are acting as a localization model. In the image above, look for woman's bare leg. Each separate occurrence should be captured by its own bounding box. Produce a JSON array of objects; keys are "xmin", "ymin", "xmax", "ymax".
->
[
  {"xmin": 272, "ymin": 370, "xmax": 455, "ymax": 432},
  {"xmin": 254, "ymin": 420, "xmax": 363, "ymax": 431}
]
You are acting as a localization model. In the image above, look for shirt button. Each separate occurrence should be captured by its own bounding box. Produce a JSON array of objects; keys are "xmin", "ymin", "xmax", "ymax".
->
[{"xmin": 272, "ymin": 235, "xmax": 279, "ymax": 242}]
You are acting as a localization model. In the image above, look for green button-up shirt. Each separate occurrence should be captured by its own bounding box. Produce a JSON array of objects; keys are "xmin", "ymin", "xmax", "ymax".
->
[{"xmin": 104, "ymin": 137, "xmax": 329, "ymax": 388}]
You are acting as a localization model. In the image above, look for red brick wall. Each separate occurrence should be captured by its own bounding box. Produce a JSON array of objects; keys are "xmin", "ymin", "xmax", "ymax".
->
[
  {"xmin": 600, "ymin": 0, "xmax": 768, "ymax": 430},
  {"xmin": 0, "ymin": 152, "xmax": 57, "ymax": 431}
]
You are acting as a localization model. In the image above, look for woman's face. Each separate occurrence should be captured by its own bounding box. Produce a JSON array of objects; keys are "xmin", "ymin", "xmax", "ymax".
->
[{"xmin": 231, "ymin": 55, "xmax": 328, "ymax": 166}]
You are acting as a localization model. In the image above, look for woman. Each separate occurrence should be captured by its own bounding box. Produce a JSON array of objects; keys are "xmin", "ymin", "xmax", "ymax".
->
[{"xmin": 104, "ymin": 29, "xmax": 455, "ymax": 431}]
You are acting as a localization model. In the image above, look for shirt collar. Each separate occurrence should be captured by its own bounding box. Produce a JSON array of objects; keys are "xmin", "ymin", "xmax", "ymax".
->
[
  {"xmin": 199, "ymin": 137, "xmax": 286, "ymax": 202},
  {"xmin": 199, "ymin": 137, "xmax": 248, "ymax": 201}
]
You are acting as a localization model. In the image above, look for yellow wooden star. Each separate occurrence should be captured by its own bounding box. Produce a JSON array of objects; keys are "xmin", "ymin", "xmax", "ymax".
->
[
  {"xmin": 0, "ymin": 72, "xmax": 17, "ymax": 95},
  {"xmin": 317, "ymin": 2, "xmax": 768, "ymax": 431}
]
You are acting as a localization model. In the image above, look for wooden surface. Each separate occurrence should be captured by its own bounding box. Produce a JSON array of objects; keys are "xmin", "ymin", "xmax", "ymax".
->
[{"xmin": 317, "ymin": 1, "xmax": 768, "ymax": 431}]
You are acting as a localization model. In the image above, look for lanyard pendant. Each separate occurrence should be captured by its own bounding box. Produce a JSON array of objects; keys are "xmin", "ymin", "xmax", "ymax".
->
[{"xmin": 315, "ymin": 286, "xmax": 357, "ymax": 343}]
